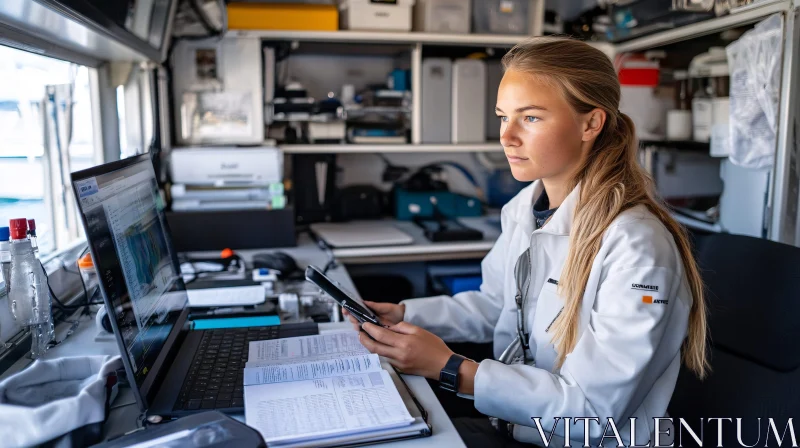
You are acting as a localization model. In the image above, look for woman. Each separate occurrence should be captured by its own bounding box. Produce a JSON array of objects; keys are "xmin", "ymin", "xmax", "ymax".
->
[{"xmin": 346, "ymin": 37, "xmax": 708, "ymax": 447}]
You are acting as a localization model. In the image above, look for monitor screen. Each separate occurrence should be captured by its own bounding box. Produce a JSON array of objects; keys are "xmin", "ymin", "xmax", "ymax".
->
[{"xmin": 73, "ymin": 156, "xmax": 186, "ymax": 388}]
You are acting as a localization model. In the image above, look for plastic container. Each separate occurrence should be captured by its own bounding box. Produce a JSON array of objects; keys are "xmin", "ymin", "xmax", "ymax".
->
[
  {"xmin": 226, "ymin": 3, "xmax": 338, "ymax": 31},
  {"xmin": 414, "ymin": 0, "xmax": 471, "ymax": 33},
  {"xmin": 452, "ymin": 58, "xmax": 487, "ymax": 143},
  {"xmin": 618, "ymin": 55, "xmax": 665, "ymax": 140},
  {"xmin": 421, "ymin": 58, "xmax": 453, "ymax": 144},
  {"xmin": 673, "ymin": 70, "xmax": 692, "ymax": 110},
  {"xmin": 7, "ymin": 218, "xmax": 53, "ymax": 358},
  {"xmin": 78, "ymin": 253, "xmax": 99, "ymax": 298},
  {"xmin": 472, "ymin": 0, "xmax": 529, "ymax": 35},
  {"xmin": 0, "ymin": 227, "xmax": 10, "ymax": 296},
  {"xmin": 339, "ymin": 0, "xmax": 416, "ymax": 31},
  {"xmin": 667, "ymin": 70, "xmax": 693, "ymax": 140},
  {"xmin": 689, "ymin": 47, "xmax": 728, "ymax": 143}
]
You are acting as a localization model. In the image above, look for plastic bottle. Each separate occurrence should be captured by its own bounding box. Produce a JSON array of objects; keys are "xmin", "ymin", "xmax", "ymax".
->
[
  {"xmin": 0, "ymin": 226, "xmax": 12, "ymax": 349},
  {"xmin": 7, "ymin": 218, "xmax": 54, "ymax": 358},
  {"xmin": 691, "ymin": 77, "xmax": 712, "ymax": 142},
  {"xmin": 27, "ymin": 219, "xmax": 37, "ymax": 252},
  {"xmin": 0, "ymin": 227, "xmax": 10, "ymax": 296}
]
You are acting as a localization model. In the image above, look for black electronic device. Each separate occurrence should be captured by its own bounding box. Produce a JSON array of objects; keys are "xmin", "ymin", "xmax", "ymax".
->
[
  {"xmin": 165, "ymin": 208, "xmax": 296, "ymax": 251},
  {"xmin": 334, "ymin": 185, "xmax": 385, "ymax": 221},
  {"xmin": 414, "ymin": 216, "xmax": 484, "ymax": 243},
  {"xmin": 292, "ymin": 154, "xmax": 337, "ymax": 224},
  {"xmin": 92, "ymin": 411, "xmax": 265, "ymax": 448},
  {"xmin": 252, "ymin": 251, "xmax": 299, "ymax": 279},
  {"xmin": 305, "ymin": 265, "xmax": 380, "ymax": 326},
  {"xmin": 71, "ymin": 154, "xmax": 318, "ymax": 418}
]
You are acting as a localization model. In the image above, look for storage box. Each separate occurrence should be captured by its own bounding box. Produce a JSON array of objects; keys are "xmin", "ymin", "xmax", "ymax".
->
[
  {"xmin": 421, "ymin": 58, "xmax": 452, "ymax": 143},
  {"xmin": 472, "ymin": 0, "xmax": 529, "ymax": 35},
  {"xmin": 339, "ymin": 0, "xmax": 416, "ymax": 31},
  {"xmin": 414, "ymin": 0, "xmax": 470, "ymax": 33},
  {"xmin": 227, "ymin": 3, "xmax": 338, "ymax": 31},
  {"xmin": 452, "ymin": 58, "xmax": 486, "ymax": 143},
  {"xmin": 485, "ymin": 60, "xmax": 503, "ymax": 140},
  {"xmin": 394, "ymin": 189, "xmax": 482, "ymax": 220}
]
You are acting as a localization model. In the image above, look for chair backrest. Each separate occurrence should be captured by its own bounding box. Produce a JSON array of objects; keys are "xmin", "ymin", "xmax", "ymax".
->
[{"xmin": 668, "ymin": 233, "xmax": 800, "ymax": 447}]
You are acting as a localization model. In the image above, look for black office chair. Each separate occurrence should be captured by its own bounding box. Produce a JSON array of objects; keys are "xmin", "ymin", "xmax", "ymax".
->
[{"xmin": 668, "ymin": 233, "xmax": 800, "ymax": 447}]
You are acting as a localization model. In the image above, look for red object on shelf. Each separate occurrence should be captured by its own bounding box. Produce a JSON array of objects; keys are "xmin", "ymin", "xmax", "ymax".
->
[
  {"xmin": 27, "ymin": 219, "xmax": 36, "ymax": 233},
  {"xmin": 9, "ymin": 218, "xmax": 28, "ymax": 240},
  {"xmin": 618, "ymin": 67, "xmax": 660, "ymax": 86}
]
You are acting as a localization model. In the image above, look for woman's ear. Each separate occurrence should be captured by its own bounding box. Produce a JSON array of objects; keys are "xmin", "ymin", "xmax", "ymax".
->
[{"xmin": 581, "ymin": 108, "xmax": 607, "ymax": 142}]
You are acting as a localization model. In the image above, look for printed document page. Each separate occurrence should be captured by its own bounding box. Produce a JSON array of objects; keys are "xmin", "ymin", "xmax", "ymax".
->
[
  {"xmin": 243, "ymin": 354, "xmax": 381, "ymax": 385},
  {"xmin": 247, "ymin": 332, "xmax": 369, "ymax": 366},
  {"xmin": 244, "ymin": 370, "xmax": 414, "ymax": 444}
]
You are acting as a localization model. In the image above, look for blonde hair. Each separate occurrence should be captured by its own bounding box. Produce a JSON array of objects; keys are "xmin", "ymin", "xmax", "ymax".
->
[{"xmin": 502, "ymin": 37, "xmax": 709, "ymax": 379}]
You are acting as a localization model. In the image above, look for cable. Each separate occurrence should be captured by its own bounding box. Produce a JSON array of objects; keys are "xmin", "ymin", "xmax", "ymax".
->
[
  {"xmin": 308, "ymin": 231, "xmax": 339, "ymax": 275},
  {"xmin": 179, "ymin": 261, "xmax": 229, "ymax": 285},
  {"xmin": 60, "ymin": 248, "xmax": 104, "ymax": 313},
  {"xmin": 189, "ymin": 0, "xmax": 223, "ymax": 36},
  {"xmin": 40, "ymin": 260, "xmax": 84, "ymax": 312}
]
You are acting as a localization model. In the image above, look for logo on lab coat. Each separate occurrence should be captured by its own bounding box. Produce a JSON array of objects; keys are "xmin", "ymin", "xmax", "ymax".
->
[{"xmin": 642, "ymin": 296, "xmax": 668, "ymax": 305}]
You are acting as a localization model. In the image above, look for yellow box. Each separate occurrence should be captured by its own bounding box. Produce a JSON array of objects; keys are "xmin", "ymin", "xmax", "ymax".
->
[{"xmin": 227, "ymin": 3, "xmax": 339, "ymax": 31}]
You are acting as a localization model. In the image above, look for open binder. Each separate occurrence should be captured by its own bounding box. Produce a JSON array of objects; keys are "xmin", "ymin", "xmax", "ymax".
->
[{"xmin": 243, "ymin": 332, "xmax": 431, "ymax": 447}]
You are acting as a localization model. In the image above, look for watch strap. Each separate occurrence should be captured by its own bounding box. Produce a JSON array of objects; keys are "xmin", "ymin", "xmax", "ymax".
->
[{"xmin": 439, "ymin": 354, "xmax": 465, "ymax": 393}]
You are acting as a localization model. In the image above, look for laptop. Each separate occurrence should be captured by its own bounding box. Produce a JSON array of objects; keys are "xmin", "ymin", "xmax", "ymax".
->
[{"xmin": 71, "ymin": 153, "xmax": 318, "ymax": 418}]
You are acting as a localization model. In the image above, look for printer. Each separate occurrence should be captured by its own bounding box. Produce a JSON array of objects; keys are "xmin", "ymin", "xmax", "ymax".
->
[{"xmin": 170, "ymin": 147, "xmax": 283, "ymax": 186}]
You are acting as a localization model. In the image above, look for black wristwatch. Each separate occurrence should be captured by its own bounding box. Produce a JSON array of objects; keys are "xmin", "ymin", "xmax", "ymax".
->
[{"xmin": 439, "ymin": 354, "xmax": 466, "ymax": 393}]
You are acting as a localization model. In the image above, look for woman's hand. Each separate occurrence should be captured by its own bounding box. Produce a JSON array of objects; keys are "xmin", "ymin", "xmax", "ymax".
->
[
  {"xmin": 358, "ymin": 321, "xmax": 454, "ymax": 380},
  {"xmin": 342, "ymin": 300, "xmax": 405, "ymax": 331}
]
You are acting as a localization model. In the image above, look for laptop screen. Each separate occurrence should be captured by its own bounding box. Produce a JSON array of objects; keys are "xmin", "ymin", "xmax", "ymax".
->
[{"xmin": 73, "ymin": 155, "xmax": 187, "ymax": 390}]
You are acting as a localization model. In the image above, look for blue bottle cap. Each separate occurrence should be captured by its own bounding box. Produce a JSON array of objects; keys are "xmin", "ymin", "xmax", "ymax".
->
[{"xmin": 0, "ymin": 227, "xmax": 9, "ymax": 241}]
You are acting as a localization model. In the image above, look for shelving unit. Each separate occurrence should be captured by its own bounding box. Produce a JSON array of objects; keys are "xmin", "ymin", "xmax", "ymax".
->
[
  {"xmin": 280, "ymin": 143, "xmax": 502, "ymax": 154},
  {"xmin": 639, "ymin": 140, "xmax": 711, "ymax": 152},
  {"xmin": 229, "ymin": 29, "xmax": 532, "ymax": 47},
  {"xmin": 615, "ymin": 0, "xmax": 790, "ymax": 52}
]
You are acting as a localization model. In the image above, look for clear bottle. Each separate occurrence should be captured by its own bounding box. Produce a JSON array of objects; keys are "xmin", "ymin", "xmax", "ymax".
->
[
  {"xmin": 674, "ymin": 70, "xmax": 692, "ymax": 111},
  {"xmin": 0, "ymin": 226, "xmax": 12, "ymax": 350},
  {"xmin": 27, "ymin": 219, "xmax": 37, "ymax": 253},
  {"xmin": 0, "ymin": 226, "xmax": 10, "ymax": 297},
  {"xmin": 691, "ymin": 77, "xmax": 713, "ymax": 142},
  {"xmin": 7, "ymin": 218, "xmax": 54, "ymax": 358}
]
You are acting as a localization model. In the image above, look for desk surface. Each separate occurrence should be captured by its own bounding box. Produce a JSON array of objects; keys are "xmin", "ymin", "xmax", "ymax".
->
[
  {"xmin": 323, "ymin": 217, "xmax": 501, "ymax": 264},
  {"xmin": 0, "ymin": 237, "xmax": 465, "ymax": 448}
]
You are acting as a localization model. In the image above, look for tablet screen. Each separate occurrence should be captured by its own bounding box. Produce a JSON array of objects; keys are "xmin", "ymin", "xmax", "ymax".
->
[{"xmin": 305, "ymin": 266, "xmax": 377, "ymax": 320}]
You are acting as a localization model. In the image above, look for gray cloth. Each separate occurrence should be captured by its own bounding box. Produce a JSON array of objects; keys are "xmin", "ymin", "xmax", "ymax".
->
[{"xmin": 0, "ymin": 355, "xmax": 122, "ymax": 448}]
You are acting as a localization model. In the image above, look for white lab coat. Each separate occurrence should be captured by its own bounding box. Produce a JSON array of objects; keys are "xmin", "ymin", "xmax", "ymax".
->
[{"xmin": 401, "ymin": 180, "xmax": 691, "ymax": 446}]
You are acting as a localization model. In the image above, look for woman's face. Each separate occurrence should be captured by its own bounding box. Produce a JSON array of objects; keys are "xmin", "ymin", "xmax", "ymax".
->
[{"xmin": 495, "ymin": 69, "xmax": 587, "ymax": 183}]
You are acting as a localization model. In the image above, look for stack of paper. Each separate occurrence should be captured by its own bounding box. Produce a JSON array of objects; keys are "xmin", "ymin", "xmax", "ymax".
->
[{"xmin": 243, "ymin": 332, "xmax": 423, "ymax": 447}]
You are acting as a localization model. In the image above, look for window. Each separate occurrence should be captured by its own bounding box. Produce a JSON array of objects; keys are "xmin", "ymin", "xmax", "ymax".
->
[{"xmin": 0, "ymin": 45, "xmax": 102, "ymax": 255}]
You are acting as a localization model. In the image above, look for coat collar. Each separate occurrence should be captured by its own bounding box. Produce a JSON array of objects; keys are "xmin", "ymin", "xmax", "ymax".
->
[{"xmin": 509, "ymin": 180, "xmax": 581, "ymax": 237}]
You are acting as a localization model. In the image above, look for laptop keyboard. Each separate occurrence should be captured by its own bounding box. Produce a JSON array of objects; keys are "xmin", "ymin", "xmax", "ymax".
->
[{"xmin": 174, "ymin": 326, "xmax": 280, "ymax": 411}]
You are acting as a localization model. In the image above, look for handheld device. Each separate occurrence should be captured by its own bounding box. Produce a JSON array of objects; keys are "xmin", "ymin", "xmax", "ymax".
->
[{"xmin": 305, "ymin": 265, "xmax": 380, "ymax": 326}]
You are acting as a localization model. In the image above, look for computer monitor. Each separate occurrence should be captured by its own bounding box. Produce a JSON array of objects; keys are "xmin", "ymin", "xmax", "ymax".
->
[{"xmin": 72, "ymin": 153, "xmax": 188, "ymax": 406}]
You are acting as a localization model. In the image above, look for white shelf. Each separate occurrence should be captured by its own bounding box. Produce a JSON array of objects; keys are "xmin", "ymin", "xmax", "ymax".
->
[
  {"xmin": 280, "ymin": 143, "xmax": 503, "ymax": 154},
  {"xmin": 228, "ymin": 29, "xmax": 616, "ymax": 55},
  {"xmin": 228, "ymin": 29, "xmax": 533, "ymax": 47},
  {"xmin": 615, "ymin": 0, "xmax": 790, "ymax": 53}
]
